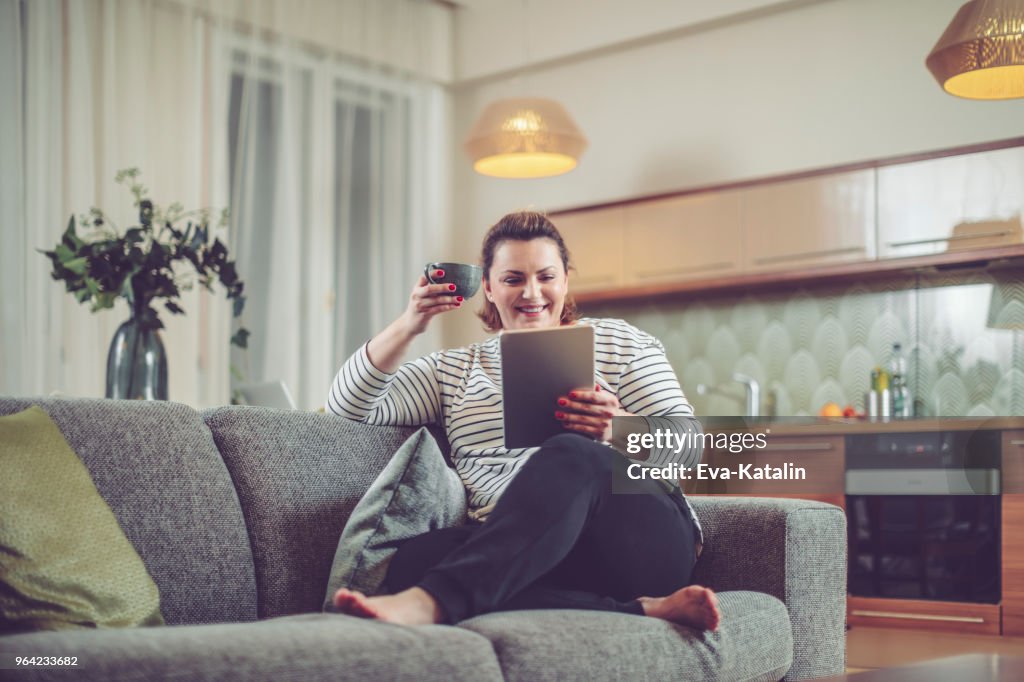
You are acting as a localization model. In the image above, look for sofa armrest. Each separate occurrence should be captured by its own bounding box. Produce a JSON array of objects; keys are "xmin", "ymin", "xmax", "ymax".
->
[{"xmin": 688, "ymin": 496, "xmax": 846, "ymax": 682}]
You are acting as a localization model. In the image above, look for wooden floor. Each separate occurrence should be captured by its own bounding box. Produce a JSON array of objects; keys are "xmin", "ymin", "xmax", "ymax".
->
[{"xmin": 847, "ymin": 625, "xmax": 1024, "ymax": 673}]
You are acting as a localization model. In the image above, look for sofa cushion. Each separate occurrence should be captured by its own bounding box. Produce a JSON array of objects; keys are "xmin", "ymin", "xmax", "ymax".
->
[
  {"xmin": 0, "ymin": 406, "xmax": 164, "ymax": 632},
  {"xmin": 201, "ymin": 406, "xmax": 424, "ymax": 618},
  {"xmin": 324, "ymin": 427, "xmax": 466, "ymax": 606},
  {"xmin": 0, "ymin": 613, "xmax": 505, "ymax": 682},
  {"xmin": 458, "ymin": 590, "xmax": 792, "ymax": 682},
  {"xmin": 0, "ymin": 398, "xmax": 257, "ymax": 627}
]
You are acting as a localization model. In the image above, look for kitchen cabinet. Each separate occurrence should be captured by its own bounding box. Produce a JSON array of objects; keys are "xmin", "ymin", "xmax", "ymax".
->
[
  {"xmin": 622, "ymin": 191, "xmax": 742, "ymax": 286},
  {"xmin": 556, "ymin": 141, "xmax": 1024, "ymax": 304},
  {"xmin": 555, "ymin": 207, "xmax": 626, "ymax": 293},
  {"xmin": 1002, "ymin": 430, "xmax": 1024, "ymax": 636},
  {"xmin": 742, "ymin": 169, "xmax": 876, "ymax": 272},
  {"xmin": 689, "ymin": 434, "xmax": 845, "ymax": 509},
  {"xmin": 878, "ymin": 146, "xmax": 1024, "ymax": 259}
]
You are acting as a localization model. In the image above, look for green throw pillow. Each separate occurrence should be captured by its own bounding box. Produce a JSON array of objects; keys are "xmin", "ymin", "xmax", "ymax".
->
[{"xmin": 0, "ymin": 406, "xmax": 164, "ymax": 632}]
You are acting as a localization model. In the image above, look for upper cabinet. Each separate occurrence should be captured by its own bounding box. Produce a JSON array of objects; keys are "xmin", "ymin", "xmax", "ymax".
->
[
  {"xmin": 552, "ymin": 142, "xmax": 1024, "ymax": 301},
  {"xmin": 878, "ymin": 146, "xmax": 1024, "ymax": 259},
  {"xmin": 556, "ymin": 206, "xmax": 626, "ymax": 293},
  {"xmin": 742, "ymin": 169, "xmax": 876, "ymax": 272},
  {"xmin": 623, "ymin": 191, "xmax": 742, "ymax": 285}
]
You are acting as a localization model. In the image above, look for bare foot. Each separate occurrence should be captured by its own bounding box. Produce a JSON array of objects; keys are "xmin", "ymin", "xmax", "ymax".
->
[
  {"xmin": 332, "ymin": 587, "xmax": 443, "ymax": 625},
  {"xmin": 638, "ymin": 585, "xmax": 721, "ymax": 631}
]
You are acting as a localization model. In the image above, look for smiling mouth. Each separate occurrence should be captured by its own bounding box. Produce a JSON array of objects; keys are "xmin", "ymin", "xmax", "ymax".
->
[{"xmin": 516, "ymin": 304, "xmax": 548, "ymax": 315}]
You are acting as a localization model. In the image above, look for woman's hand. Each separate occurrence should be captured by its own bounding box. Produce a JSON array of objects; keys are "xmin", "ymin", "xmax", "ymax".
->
[
  {"xmin": 555, "ymin": 384, "xmax": 631, "ymax": 442},
  {"xmin": 365, "ymin": 271, "xmax": 463, "ymax": 373},
  {"xmin": 402, "ymin": 272, "xmax": 464, "ymax": 336}
]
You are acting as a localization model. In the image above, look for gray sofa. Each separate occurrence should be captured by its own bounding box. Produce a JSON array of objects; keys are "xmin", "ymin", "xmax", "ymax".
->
[{"xmin": 0, "ymin": 398, "xmax": 847, "ymax": 681}]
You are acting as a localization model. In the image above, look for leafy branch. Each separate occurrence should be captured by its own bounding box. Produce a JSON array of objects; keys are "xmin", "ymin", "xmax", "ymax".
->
[{"xmin": 40, "ymin": 168, "xmax": 249, "ymax": 348}]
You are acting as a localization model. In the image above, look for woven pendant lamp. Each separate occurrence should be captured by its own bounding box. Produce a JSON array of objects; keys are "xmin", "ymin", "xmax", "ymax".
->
[
  {"xmin": 464, "ymin": 97, "xmax": 588, "ymax": 178},
  {"xmin": 926, "ymin": 0, "xmax": 1024, "ymax": 99}
]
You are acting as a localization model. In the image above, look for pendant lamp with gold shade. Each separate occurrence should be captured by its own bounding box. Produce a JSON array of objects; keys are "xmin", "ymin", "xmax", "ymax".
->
[
  {"xmin": 464, "ymin": 97, "xmax": 588, "ymax": 179},
  {"xmin": 462, "ymin": 0, "xmax": 587, "ymax": 179},
  {"xmin": 926, "ymin": 0, "xmax": 1024, "ymax": 99}
]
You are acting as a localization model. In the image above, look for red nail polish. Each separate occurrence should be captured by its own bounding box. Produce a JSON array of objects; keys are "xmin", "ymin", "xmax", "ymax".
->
[
  {"xmin": 449, "ymin": 284, "xmax": 456, "ymax": 291},
  {"xmin": 558, "ymin": 398, "xmax": 567, "ymax": 406},
  {"xmin": 436, "ymin": 269, "xmax": 445, "ymax": 277},
  {"xmin": 455, "ymin": 301, "xmax": 461, "ymax": 307},
  {"xmin": 595, "ymin": 384, "xmax": 601, "ymax": 392},
  {"xmin": 555, "ymin": 412, "xmax": 565, "ymax": 419},
  {"xmin": 569, "ymin": 392, "xmax": 577, "ymax": 399},
  {"xmin": 456, "ymin": 296, "xmax": 464, "ymax": 302}
]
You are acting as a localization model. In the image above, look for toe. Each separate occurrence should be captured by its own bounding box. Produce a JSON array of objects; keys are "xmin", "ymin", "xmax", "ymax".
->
[
  {"xmin": 333, "ymin": 588, "xmax": 351, "ymax": 607},
  {"xmin": 333, "ymin": 589, "xmax": 376, "ymax": 617},
  {"xmin": 696, "ymin": 588, "xmax": 720, "ymax": 630}
]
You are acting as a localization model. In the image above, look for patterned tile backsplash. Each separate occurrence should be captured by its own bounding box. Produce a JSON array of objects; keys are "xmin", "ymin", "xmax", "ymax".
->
[{"xmin": 588, "ymin": 270, "xmax": 1024, "ymax": 417}]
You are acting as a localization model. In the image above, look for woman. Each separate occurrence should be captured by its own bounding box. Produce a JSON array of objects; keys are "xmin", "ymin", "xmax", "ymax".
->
[{"xmin": 327, "ymin": 211, "xmax": 719, "ymax": 630}]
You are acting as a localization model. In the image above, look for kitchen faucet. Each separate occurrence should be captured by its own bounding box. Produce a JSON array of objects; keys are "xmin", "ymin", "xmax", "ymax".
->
[
  {"xmin": 731, "ymin": 373, "xmax": 760, "ymax": 419},
  {"xmin": 696, "ymin": 373, "xmax": 760, "ymax": 418}
]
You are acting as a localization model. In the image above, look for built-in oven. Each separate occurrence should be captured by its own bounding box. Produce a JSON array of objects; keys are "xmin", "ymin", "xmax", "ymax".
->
[{"xmin": 845, "ymin": 429, "xmax": 1001, "ymax": 604}]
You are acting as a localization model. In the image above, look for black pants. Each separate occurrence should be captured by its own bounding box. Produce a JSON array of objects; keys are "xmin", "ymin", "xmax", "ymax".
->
[{"xmin": 384, "ymin": 433, "xmax": 699, "ymax": 624}]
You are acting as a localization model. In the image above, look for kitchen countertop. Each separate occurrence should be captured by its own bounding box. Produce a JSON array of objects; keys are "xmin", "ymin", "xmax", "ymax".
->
[{"xmin": 703, "ymin": 416, "xmax": 1024, "ymax": 436}]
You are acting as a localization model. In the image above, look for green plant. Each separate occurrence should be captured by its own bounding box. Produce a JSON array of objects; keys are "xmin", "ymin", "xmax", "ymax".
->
[{"xmin": 40, "ymin": 168, "xmax": 249, "ymax": 347}]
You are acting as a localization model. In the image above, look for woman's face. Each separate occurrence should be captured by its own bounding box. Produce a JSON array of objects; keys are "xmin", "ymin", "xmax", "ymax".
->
[{"xmin": 483, "ymin": 238, "xmax": 568, "ymax": 330}]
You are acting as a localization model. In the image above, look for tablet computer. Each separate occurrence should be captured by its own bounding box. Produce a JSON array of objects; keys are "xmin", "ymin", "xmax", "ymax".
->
[{"xmin": 500, "ymin": 325, "xmax": 595, "ymax": 449}]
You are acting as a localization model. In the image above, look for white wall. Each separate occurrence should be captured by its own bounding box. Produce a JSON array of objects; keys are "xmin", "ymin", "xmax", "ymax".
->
[
  {"xmin": 453, "ymin": 0, "xmax": 810, "ymax": 82},
  {"xmin": 443, "ymin": 0, "xmax": 1024, "ymax": 348}
]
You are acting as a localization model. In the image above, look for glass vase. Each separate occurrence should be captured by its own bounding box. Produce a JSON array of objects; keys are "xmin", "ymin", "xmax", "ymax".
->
[{"xmin": 105, "ymin": 314, "xmax": 168, "ymax": 400}]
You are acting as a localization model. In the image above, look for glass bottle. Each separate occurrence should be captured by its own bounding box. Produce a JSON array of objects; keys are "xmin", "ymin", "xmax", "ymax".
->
[
  {"xmin": 869, "ymin": 367, "xmax": 890, "ymax": 419},
  {"xmin": 888, "ymin": 343, "xmax": 912, "ymax": 419}
]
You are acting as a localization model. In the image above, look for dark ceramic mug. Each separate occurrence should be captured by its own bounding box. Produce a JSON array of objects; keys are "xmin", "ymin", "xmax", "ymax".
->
[{"xmin": 424, "ymin": 262, "xmax": 483, "ymax": 299}]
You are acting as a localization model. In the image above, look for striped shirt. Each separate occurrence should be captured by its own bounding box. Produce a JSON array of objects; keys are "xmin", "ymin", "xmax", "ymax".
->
[{"xmin": 327, "ymin": 317, "xmax": 703, "ymax": 542}]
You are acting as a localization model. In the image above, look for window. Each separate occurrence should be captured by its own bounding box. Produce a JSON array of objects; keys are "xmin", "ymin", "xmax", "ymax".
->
[{"xmin": 223, "ymin": 38, "xmax": 433, "ymax": 408}]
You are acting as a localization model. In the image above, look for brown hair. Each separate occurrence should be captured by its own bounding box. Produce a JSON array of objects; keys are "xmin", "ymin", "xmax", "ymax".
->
[{"xmin": 477, "ymin": 211, "xmax": 579, "ymax": 332}]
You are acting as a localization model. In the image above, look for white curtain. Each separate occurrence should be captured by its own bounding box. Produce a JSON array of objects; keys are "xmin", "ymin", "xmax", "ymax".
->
[
  {"xmin": 2, "ymin": 0, "xmax": 450, "ymax": 409},
  {"xmin": 215, "ymin": 1, "xmax": 447, "ymax": 410},
  {"xmin": 2, "ymin": 0, "xmax": 221, "ymax": 405}
]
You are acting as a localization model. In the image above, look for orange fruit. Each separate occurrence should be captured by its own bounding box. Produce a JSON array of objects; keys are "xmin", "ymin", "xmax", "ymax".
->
[{"xmin": 819, "ymin": 402, "xmax": 843, "ymax": 417}]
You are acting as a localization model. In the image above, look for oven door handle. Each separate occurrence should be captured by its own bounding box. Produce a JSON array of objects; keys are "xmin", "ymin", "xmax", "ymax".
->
[{"xmin": 849, "ymin": 609, "xmax": 986, "ymax": 624}]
